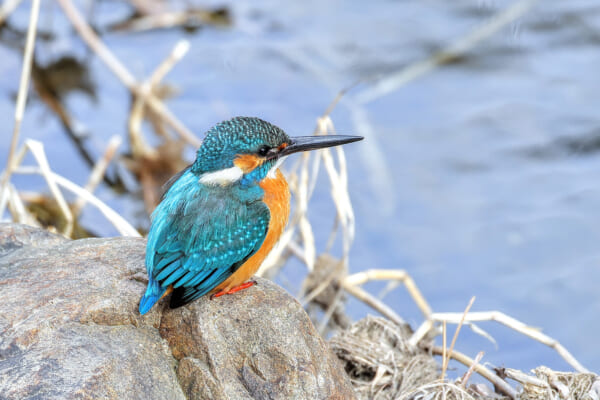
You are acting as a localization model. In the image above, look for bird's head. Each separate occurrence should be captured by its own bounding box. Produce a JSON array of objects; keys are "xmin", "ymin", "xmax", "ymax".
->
[{"xmin": 192, "ymin": 117, "xmax": 362, "ymax": 186}]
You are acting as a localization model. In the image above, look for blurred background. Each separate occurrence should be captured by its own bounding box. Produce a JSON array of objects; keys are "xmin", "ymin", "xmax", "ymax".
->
[{"xmin": 1, "ymin": 0, "xmax": 599, "ymax": 375}]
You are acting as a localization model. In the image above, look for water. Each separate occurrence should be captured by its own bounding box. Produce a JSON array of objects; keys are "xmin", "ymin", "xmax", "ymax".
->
[{"xmin": 1, "ymin": 0, "xmax": 599, "ymax": 374}]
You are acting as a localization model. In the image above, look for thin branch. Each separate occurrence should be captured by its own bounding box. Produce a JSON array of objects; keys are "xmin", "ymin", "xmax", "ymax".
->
[
  {"xmin": 72, "ymin": 135, "xmax": 122, "ymax": 217},
  {"xmin": 317, "ymin": 286, "xmax": 345, "ymax": 334},
  {"xmin": 344, "ymin": 269, "xmax": 432, "ymax": 318},
  {"xmin": 14, "ymin": 166, "xmax": 140, "ymax": 237},
  {"xmin": 129, "ymin": 40, "xmax": 190, "ymax": 159},
  {"xmin": 300, "ymin": 256, "xmax": 344, "ymax": 306},
  {"xmin": 442, "ymin": 297, "xmax": 476, "ymax": 380},
  {"xmin": 0, "ymin": 0, "xmax": 24, "ymax": 25},
  {"xmin": 430, "ymin": 346, "xmax": 518, "ymax": 399},
  {"xmin": 342, "ymin": 282, "xmax": 405, "ymax": 326},
  {"xmin": 5, "ymin": 183, "xmax": 37, "ymax": 226},
  {"xmin": 55, "ymin": 0, "xmax": 201, "ymax": 147},
  {"xmin": 429, "ymin": 310, "xmax": 589, "ymax": 373},
  {"xmin": 3, "ymin": 0, "xmax": 40, "ymax": 183},
  {"xmin": 461, "ymin": 351, "xmax": 484, "ymax": 388},
  {"xmin": 24, "ymin": 140, "xmax": 74, "ymax": 237},
  {"xmin": 441, "ymin": 321, "xmax": 447, "ymax": 381}
]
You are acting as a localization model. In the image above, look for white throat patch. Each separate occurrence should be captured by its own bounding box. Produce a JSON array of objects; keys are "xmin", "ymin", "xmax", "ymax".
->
[
  {"xmin": 199, "ymin": 166, "xmax": 244, "ymax": 185},
  {"xmin": 267, "ymin": 156, "xmax": 287, "ymax": 179}
]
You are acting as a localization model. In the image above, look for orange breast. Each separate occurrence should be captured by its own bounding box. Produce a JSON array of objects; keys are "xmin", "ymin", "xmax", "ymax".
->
[{"xmin": 214, "ymin": 169, "xmax": 290, "ymax": 292}]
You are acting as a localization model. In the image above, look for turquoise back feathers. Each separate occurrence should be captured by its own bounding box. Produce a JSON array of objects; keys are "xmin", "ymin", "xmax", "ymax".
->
[{"xmin": 139, "ymin": 116, "xmax": 363, "ymax": 313}]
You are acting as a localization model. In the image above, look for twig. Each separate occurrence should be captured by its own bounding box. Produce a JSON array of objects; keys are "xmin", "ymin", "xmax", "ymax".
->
[
  {"xmin": 317, "ymin": 117, "xmax": 355, "ymax": 258},
  {"xmin": 442, "ymin": 297, "xmax": 476, "ymax": 380},
  {"xmin": 72, "ymin": 135, "xmax": 122, "ymax": 217},
  {"xmin": 298, "ymin": 150, "xmax": 315, "ymax": 271},
  {"xmin": 343, "ymin": 269, "xmax": 432, "ymax": 318},
  {"xmin": 2, "ymin": 0, "xmax": 40, "ymax": 185},
  {"xmin": 110, "ymin": 10, "xmax": 229, "ymax": 33},
  {"xmin": 317, "ymin": 286, "xmax": 345, "ymax": 335},
  {"xmin": 503, "ymin": 368, "xmax": 550, "ymax": 387},
  {"xmin": 129, "ymin": 40, "xmax": 190, "ymax": 158},
  {"xmin": 55, "ymin": 0, "xmax": 201, "ymax": 147},
  {"xmin": 354, "ymin": 0, "xmax": 539, "ymax": 104},
  {"xmin": 14, "ymin": 166, "xmax": 140, "ymax": 237},
  {"xmin": 0, "ymin": 0, "xmax": 24, "ymax": 25},
  {"xmin": 23, "ymin": 141, "xmax": 74, "ymax": 237},
  {"xmin": 342, "ymin": 282, "xmax": 405, "ymax": 326},
  {"xmin": 150, "ymin": 40, "xmax": 190, "ymax": 87},
  {"xmin": 428, "ymin": 310, "xmax": 589, "ymax": 373},
  {"xmin": 442, "ymin": 321, "xmax": 447, "ymax": 380},
  {"xmin": 430, "ymin": 346, "xmax": 518, "ymax": 399},
  {"xmin": 5, "ymin": 183, "xmax": 37, "ymax": 226},
  {"xmin": 461, "ymin": 351, "xmax": 484, "ymax": 388},
  {"xmin": 300, "ymin": 256, "xmax": 344, "ymax": 306}
]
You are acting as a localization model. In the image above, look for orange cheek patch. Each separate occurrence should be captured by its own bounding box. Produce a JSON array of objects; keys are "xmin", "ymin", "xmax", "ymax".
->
[{"xmin": 234, "ymin": 154, "xmax": 263, "ymax": 173}]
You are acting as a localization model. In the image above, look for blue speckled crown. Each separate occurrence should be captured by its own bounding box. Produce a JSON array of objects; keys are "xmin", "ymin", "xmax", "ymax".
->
[{"xmin": 191, "ymin": 117, "xmax": 290, "ymax": 174}]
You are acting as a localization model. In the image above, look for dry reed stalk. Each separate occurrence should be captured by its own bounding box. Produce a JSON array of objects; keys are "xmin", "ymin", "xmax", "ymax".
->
[
  {"xmin": 344, "ymin": 269, "xmax": 432, "ymax": 318},
  {"xmin": 110, "ymin": 10, "xmax": 229, "ymax": 33},
  {"xmin": 442, "ymin": 297, "xmax": 476, "ymax": 380},
  {"xmin": 1, "ymin": 0, "xmax": 40, "ymax": 194},
  {"xmin": 72, "ymin": 135, "xmax": 122, "ymax": 217},
  {"xmin": 317, "ymin": 285, "xmax": 345, "ymax": 334},
  {"xmin": 397, "ymin": 381, "xmax": 476, "ymax": 400},
  {"xmin": 442, "ymin": 321, "xmax": 447, "ymax": 379},
  {"xmin": 316, "ymin": 117, "xmax": 356, "ymax": 257},
  {"xmin": 258, "ymin": 115, "xmax": 355, "ymax": 276},
  {"xmin": 460, "ymin": 351, "xmax": 484, "ymax": 388},
  {"xmin": 13, "ymin": 140, "xmax": 140, "ymax": 238},
  {"xmin": 20, "ymin": 141, "xmax": 74, "ymax": 237},
  {"xmin": 342, "ymin": 283, "xmax": 406, "ymax": 326},
  {"xmin": 0, "ymin": 0, "xmax": 24, "ymax": 25},
  {"xmin": 424, "ymin": 311, "xmax": 589, "ymax": 373},
  {"xmin": 505, "ymin": 367, "xmax": 599, "ymax": 399},
  {"xmin": 429, "ymin": 346, "xmax": 518, "ymax": 399},
  {"xmin": 5, "ymin": 183, "xmax": 38, "ymax": 227},
  {"xmin": 129, "ymin": 39, "xmax": 190, "ymax": 159},
  {"xmin": 55, "ymin": 0, "xmax": 200, "ymax": 147}
]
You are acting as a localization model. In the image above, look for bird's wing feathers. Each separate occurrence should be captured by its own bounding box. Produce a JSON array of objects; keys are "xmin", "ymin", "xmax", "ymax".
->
[{"xmin": 145, "ymin": 172, "xmax": 269, "ymax": 307}]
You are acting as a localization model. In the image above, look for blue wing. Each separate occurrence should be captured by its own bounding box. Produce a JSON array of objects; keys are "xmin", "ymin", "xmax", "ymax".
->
[{"xmin": 139, "ymin": 170, "xmax": 269, "ymax": 314}]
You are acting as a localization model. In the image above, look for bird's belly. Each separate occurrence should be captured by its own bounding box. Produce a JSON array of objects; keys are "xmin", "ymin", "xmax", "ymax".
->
[{"xmin": 214, "ymin": 169, "xmax": 290, "ymax": 292}]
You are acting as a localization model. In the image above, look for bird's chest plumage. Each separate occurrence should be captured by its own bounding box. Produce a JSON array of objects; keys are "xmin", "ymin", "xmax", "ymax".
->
[{"xmin": 214, "ymin": 169, "xmax": 290, "ymax": 292}]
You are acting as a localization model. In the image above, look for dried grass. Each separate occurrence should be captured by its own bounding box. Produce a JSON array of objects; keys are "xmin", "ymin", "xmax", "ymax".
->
[
  {"xmin": 506, "ymin": 367, "xmax": 600, "ymax": 400},
  {"xmin": 331, "ymin": 316, "xmax": 438, "ymax": 400}
]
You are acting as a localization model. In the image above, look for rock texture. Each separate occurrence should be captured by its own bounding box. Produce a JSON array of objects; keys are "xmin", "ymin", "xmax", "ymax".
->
[{"xmin": 0, "ymin": 223, "xmax": 355, "ymax": 400}]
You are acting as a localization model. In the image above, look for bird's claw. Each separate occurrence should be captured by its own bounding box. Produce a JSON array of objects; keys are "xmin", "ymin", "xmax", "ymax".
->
[{"xmin": 210, "ymin": 280, "xmax": 257, "ymax": 300}]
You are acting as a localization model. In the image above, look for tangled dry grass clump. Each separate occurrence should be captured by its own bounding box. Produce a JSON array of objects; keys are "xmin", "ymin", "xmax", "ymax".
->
[
  {"xmin": 330, "ymin": 315, "xmax": 600, "ymax": 400},
  {"xmin": 331, "ymin": 316, "xmax": 439, "ymax": 399},
  {"xmin": 1, "ymin": 1, "xmax": 598, "ymax": 399},
  {"xmin": 509, "ymin": 367, "xmax": 600, "ymax": 400}
]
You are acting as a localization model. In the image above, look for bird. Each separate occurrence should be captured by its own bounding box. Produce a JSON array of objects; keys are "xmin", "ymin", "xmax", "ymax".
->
[{"xmin": 139, "ymin": 116, "xmax": 362, "ymax": 314}]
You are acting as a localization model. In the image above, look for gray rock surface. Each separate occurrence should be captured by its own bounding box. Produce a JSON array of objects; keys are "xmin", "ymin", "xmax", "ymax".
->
[{"xmin": 0, "ymin": 223, "xmax": 355, "ymax": 400}]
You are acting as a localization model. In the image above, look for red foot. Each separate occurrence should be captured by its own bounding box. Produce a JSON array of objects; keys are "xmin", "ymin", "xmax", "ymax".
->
[{"xmin": 211, "ymin": 280, "xmax": 256, "ymax": 299}]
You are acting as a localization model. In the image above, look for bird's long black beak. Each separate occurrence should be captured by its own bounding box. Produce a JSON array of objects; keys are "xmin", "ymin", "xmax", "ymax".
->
[{"xmin": 277, "ymin": 135, "xmax": 363, "ymax": 158}]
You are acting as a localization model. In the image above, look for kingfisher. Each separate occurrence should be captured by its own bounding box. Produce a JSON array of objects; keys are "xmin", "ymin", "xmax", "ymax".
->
[{"xmin": 139, "ymin": 116, "xmax": 362, "ymax": 314}]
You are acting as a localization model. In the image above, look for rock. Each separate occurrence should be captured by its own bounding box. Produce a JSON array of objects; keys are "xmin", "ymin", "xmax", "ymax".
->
[
  {"xmin": 0, "ymin": 223, "xmax": 355, "ymax": 399},
  {"xmin": 161, "ymin": 279, "xmax": 354, "ymax": 400}
]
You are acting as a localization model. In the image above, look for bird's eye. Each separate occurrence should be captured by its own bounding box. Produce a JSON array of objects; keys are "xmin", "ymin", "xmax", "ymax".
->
[{"xmin": 258, "ymin": 145, "xmax": 271, "ymax": 157}]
